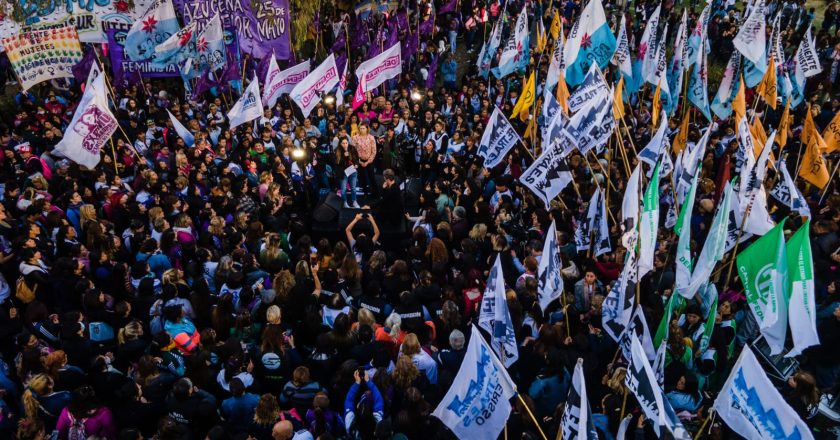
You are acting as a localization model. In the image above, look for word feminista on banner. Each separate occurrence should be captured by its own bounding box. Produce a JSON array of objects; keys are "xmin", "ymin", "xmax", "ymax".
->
[{"xmin": 175, "ymin": 0, "xmax": 291, "ymax": 59}]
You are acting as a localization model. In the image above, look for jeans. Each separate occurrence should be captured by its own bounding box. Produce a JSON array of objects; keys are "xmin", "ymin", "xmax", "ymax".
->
[
  {"xmin": 341, "ymin": 172, "xmax": 358, "ymax": 203},
  {"xmin": 449, "ymin": 30, "xmax": 457, "ymax": 53}
]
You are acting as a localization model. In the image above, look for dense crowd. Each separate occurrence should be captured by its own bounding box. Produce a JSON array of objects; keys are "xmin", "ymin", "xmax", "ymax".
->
[{"xmin": 0, "ymin": 0, "xmax": 839, "ymax": 439}]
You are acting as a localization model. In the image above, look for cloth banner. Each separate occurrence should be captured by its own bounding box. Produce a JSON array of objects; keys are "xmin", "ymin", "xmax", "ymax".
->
[{"xmin": 2, "ymin": 26, "xmax": 83, "ymax": 91}]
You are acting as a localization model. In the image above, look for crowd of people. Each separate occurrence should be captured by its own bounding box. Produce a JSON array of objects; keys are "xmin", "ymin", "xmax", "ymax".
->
[{"xmin": 0, "ymin": 0, "xmax": 839, "ymax": 439}]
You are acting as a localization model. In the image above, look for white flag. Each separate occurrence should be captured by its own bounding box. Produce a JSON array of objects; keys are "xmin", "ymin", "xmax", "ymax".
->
[
  {"xmin": 335, "ymin": 61, "xmax": 348, "ymax": 108},
  {"xmin": 560, "ymin": 359, "xmax": 599, "ymax": 440},
  {"xmin": 733, "ymin": 0, "xmax": 766, "ymax": 63},
  {"xmin": 770, "ymin": 158, "xmax": 811, "ymax": 218},
  {"xmin": 795, "ymin": 26, "xmax": 822, "ymax": 79},
  {"xmin": 264, "ymin": 58, "xmax": 311, "ymax": 109},
  {"xmin": 675, "ymin": 167, "xmax": 699, "ymax": 298},
  {"xmin": 592, "ymin": 188, "xmax": 611, "ymax": 257},
  {"xmin": 714, "ymin": 347, "xmax": 814, "ymax": 440},
  {"xmin": 626, "ymin": 334, "xmax": 691, "ymax": 439},
  {"xmin": 612, "ymin": 19, "xmax": 633, "ymax": 78},
  {"xmin": 568, "ymin": 63, "xmax": 609, "ymax": 114},
  {"xmin": 521, "ymin": 137, "xmax": 574, "ymax": 208},
  {"xmin": 602, "ymin": 250, "xmax": 636, "ymax": 342},
  {"xmin": 546, "ymin": 28, "xmax": 565, "ymax": 92},
  {"xmin": 638, "ymin": 162, "xmax": 661, "ymax": 278},
  {"xmin": 54, "ymin": 74, "xmax": 117, "ymax": 170},
  {"xmin": 621, "ymin": 164, "xmax": 641, "ymax": 249},
  {"xmin": 167, "ymin": 110, "xmax": 194, "ymax": 146},
  {"xmin": 290, "ymin": 54, "xmax": 340, "ymax": 118},
  {"xmin": 478, "ymin": 106, "xmax": 522, "ymax": 168},
  {"xmin": 356, "ymin": 42, "xmax": 402, "ymax": 92},
  {"xmin": 432, "ymin": 326, "xmax": 516, "ymax": 440},
  {"xmin": 616, "ymin": 416, "xmax": 633, "ymax": 440},
  {"xmin": 228, "ymin": 74, "xmax": 263, "ymax": 128},
  {"xmin": 684, "ymin": 182, "xmax": 733, "ymax": 298},
  {"xmin": 785, "ymin": 221, "xmax": 820, "ymax": 357},
  {"xmin": 478, "ymin": 256, "xmax": 519, "ymax": 367},
  {"xmin": 537, "ymin": 222, "xmax": 564, "ymax": 312},
  {"xmin": 638, "ymin": 113, "xmax": 669, "ymax": 172},
  {"xmin": 620, "ymin": 305, "xmax": 656, "ymax": 363},
  {"xmin": 640, "ymin": 3, "xmax": 662, "ymax": 84}
]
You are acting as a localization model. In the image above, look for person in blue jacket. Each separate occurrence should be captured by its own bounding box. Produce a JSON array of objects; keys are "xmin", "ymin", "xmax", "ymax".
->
[{"xmin": 344, "ymin": 369, "xmax": 384, "ymax": 438}]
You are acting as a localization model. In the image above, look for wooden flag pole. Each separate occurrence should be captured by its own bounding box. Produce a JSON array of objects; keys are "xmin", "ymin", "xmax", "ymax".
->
[{"xmin": 516, "ymin": 394, "xmax": 549, "ymax": 440}]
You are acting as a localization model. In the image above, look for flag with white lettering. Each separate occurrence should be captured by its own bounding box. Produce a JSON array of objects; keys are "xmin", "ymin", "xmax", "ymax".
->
[
  {"xmin": 770, "ymin": 158, "xmax": 811, "ymax": 218},
  {"xmin": 566, "ymin": 94, "xmax": 614, "ymax": 154},
  {"xmin": 602, "ymin": 250, "xmax": 636, "ymax": 343}
]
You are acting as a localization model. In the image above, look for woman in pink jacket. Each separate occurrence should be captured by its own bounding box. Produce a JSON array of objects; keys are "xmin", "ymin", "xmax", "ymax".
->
[{"xmin": 55, "ymin": 386, "xmax": 117, "ymax": 440}]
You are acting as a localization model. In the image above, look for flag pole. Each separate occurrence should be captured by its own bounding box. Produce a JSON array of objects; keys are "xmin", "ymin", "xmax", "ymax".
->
[
  {"xmin": 619, "ymin": 388, "xmax": 628, "ymax": 419},
  {"xmin": 693, "ymin": 409, "xmax": 715, "ymax": 440},
  {"xmin": 818, "ymin": 157, "xmax": 840, "ymax": 205},
  {"xmin": 516, "ymin": 394, "xmax": 549, "ymax": 440},
  {"xmin": 109, "ymin": 139, "xmax": 120, "ymax": 176}
]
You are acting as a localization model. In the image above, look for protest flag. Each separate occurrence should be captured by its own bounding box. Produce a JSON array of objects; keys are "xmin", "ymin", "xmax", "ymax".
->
[
  {"xmin": 732, "ymin": 76, "xmax": 747, "ymax": 126},
  {"xmin": 432, "ymin": 326, "xmax": 516, "ymax": 439},
  {"xmin": 478, "ymin": 107, "xmax": 522, "ymax": 169},
  {"xmin": 785, "ymin": 221, "xmax": 820, "ymax": 357},
  {"xmin": 738, "ymin": 220, "xmax": 789, "ymax": 355},
  {"xmin": 756, "ymin": 55, "xmax": 778, "ymax": 110},
  {"xmin": 638, "ymin": 162, "xmax": 661, "ymax": 278},
  {"xmin": 537, "ymin": 222, "xmax": 564, "ymax": 312},
  {"xmin": 54, "ymin": 73, "xmax": 117, "ymax": 170},
  {"xmin": 778, "ymin": 98, "xmax": 791, "ymax": 150},
  {"xmin": 714, "ymin": 347, "xmax": 814, "ymax": 440},
  {"xmin": 125, "ymin": 0, "xmax": 181, "ymax": 61},
  {"xmin": 228, "ymin": 74, "xmax": 263, "ymax": 128},
  {"xmin": 167, "ymin": 110, "xmax": 194, "ymax": 147},
  {"xmin": 493, "ymin": 8, "xmax": 529, "ymax": 79},
  {"xmin": 290, "ymin": 54, "xmax": 340, "ymax": 118},
  {"xmin": 733, "ymin": 0, "xmax": 767, "ymax": 64},
  {"xmin": 478, "ymin": 256, "xmax": 519, "ymax": 367},
  {"xmin": 560, "ymin": 359, "xmax": 599, "ymax": 439},
  {"xmin": 563, "ymin": 0, "xmax": 615, "ymax": 87},
  {"xmin": 511, "ymin": 72, "xmax": 536, "ymax": 121}
]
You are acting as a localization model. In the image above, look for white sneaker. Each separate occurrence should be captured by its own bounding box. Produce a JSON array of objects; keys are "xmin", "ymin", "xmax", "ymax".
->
[
  {"xmin": 351, "ymin": 201, "xmax": 361, "ymax": 208},
  {"xmin": 343, "ymin": 202, "xmax": 350, "ymax": 208}
]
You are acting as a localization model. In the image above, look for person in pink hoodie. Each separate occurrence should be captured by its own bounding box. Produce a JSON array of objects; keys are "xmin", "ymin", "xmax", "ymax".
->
[{"xmin": 55, "ymin": 386, "xmax": 117, "ymax": 440}]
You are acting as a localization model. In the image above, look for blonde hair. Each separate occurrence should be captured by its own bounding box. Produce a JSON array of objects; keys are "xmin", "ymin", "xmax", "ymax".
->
[
  {"xmin": 148, "ymin": 206, "xmax": 164, "ymax": 223},
  {"xmin": 162, "ymin": 269, "xmax": 184, "ymax": 285},
  {"xmin": 22, "ymin": 374, "xmax": 54, "ymax": 420},
  {"xmin": 357, "ymin": 308, "xmax": 376, "ymax": 329},
  {"xmin": 208, "ymin": 216, "xmax": 226, "ymax": 235},
  {"xmin": 118, "ymin": 321, "xmax": 143, "ymax": 345},
  {"xmin": 79, "ymin": 204, "xmax": 97, "ymax": 224},
  {"xmin": 266, "ymin": 305, "xmax": 282, "ymax": 325},
  {"xmin": 401, "ymin": 333, "xmax": 421, "ymax": 357},
  {"xmin": 392, "ymin": 356, "xmax": 419, "ymax": 389},
  {"xmin": 254, "ymin": 394, "xmax": 280, "ymax": 424},
  {"xmin": 469, "ymin": 223, "xmax": 488, "ymax": 241},
  {"xmin": 384, "ymin": 313, "xmax": 402, "ymax": 339}
]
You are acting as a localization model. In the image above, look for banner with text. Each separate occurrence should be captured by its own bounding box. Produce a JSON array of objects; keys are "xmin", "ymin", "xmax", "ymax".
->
[{"xmin": 2, "ymin": 25, "xmax": 83, "ymax": 91}]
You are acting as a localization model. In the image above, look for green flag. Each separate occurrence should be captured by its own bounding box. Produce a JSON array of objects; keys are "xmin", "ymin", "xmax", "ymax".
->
[
  {"xmin": 675, "ymin": 165, "xmax": 700, "ymax": 298},
  {"xmin": 737, "ymin": 219, "xmax": 788, "ymax": 354},
  {"xmin": 698, "ymin": 291, "xmax": 718, "ymax": 354},
  {"xmin": 639, "ymin": 161, "xmax": 661, "ymax": 277},
  {"xmin": 785, "ymin": 221, "xmax": 819, "ymax": 357},
  {"xmin": 654, "ymin": 293, "xmax": 686, "ymax": 347}
]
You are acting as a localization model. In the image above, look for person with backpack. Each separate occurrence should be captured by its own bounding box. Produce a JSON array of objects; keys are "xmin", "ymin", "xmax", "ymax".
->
[
  {"xmin": 54, "ymin": 386, "xmax": 117, "ymax": 440},
  {"xmin": 343, "ymin": 369, "xmax": 384, "ymax": 438}
]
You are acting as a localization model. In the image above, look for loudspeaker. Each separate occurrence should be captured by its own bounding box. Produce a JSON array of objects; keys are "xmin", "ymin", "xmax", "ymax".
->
[{"xmin": 313, "ymin": 193, "xmax": 342, "ymax": 223}]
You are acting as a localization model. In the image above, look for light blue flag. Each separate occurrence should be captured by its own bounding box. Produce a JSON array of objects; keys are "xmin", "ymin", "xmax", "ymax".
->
[
  {"xmin": 563, "ymin": 0, "xmax": 616, "ymax": 87},
  {"xmin": 743, "ymin": 52, "xmax": 768, "ymax": 88},
  {"xmin": 492, "ymin": 8, "xmax": 528, "ymax": 79},
  {"xmin": 687, "ymin": 34, "xmax": 711, "ymax": 121},
  {"xmin": 151, "ymin": 21, "xmax": 197, "ymax": 69},
  {"xmin": 125, "ymin": 0, "xmax": 180, "ymax": 61},
  {"xmin": 196, "ymin": 14, "xmax": 226, "ymax": 72},
  {"xmin": 710, "ymin": 51, "xmax": 742, "ymax": 120},
  {"xmin": 684, "ymin": 5, "xmax": 711, "ymax": 71}
]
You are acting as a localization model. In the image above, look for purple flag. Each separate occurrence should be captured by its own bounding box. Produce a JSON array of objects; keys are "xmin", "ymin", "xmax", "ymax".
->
[
  {"xmin": 173, "ymin": 0, "xmax": 292, "ymax": 60},
  {"xmin": 438, "ymin": 0, "xmax": 457, "ymax": 15},
  {"xmin": 419, "ymin": 16, "xmax": 434, "ymax": 35},
  {"xmin": 352, "ymin": 14, "xmax": 370, "ymax": 48},
  {"xmin": 105, "ymin": 23, "xmax": 179, "ymax": 87},
  {"xmin": 331, "ymin": 31, "xmax": 347, "ymax": 55},
  {"xmin": 425, "ymin": 52, "xmax": 439, "ymax": 89},
  {"xmin": 385, "ymin": 16, "xmax": 400, "ymax": 50},
  {"xmin": 367, "ymin": 27, "xmax": 385, "ymax": 59},
  {"xmin": 72, "ymin": 48, "xmax": 96, "ymax": 85}
]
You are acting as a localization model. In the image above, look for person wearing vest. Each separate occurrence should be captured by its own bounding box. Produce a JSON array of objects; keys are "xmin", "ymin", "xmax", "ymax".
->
[{"xmin": 162, "ymin": 305, "xmax": 200, "ymax": 355}]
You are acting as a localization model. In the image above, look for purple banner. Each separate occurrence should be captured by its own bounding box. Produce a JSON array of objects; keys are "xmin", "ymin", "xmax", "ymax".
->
[
  {"xmin": 174, "ymin": 0, "xmax": 291, "ymax": 60},
  {"xmin": 105, "ymin": 22, "xmax": 180, "ymax": 87}
]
